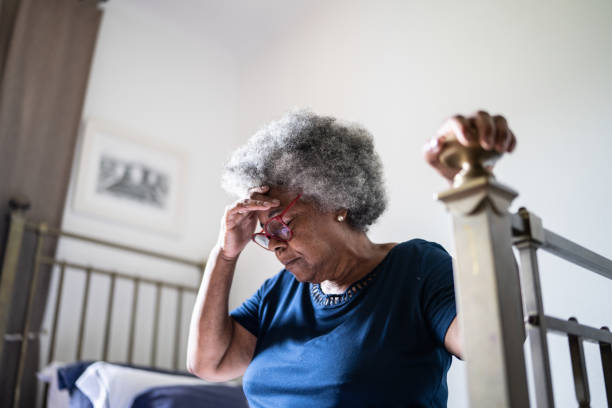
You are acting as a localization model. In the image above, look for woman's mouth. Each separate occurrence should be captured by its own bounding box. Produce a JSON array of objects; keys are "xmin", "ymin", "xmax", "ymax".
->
[{"xmin": 284, "ymin": 258, "xmax": 300, "ymax": 268}]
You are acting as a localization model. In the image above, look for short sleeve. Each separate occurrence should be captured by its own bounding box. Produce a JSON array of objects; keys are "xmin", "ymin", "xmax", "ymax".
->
[
  {"xmin": 230, "ymin": 286, "xmax": 263, "ymax": 337},
  {"xmin": 420, "ymin": 243, "xmax": 457, "ymax": 346}
]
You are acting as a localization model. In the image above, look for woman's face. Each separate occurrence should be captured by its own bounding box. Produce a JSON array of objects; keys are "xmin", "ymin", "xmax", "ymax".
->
[{"xmin": 254, "ymin": 188, "xmax": 346, "ymax": 283}]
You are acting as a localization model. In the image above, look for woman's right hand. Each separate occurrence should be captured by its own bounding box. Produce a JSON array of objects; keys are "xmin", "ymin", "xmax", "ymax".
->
[{"xmin": 217, "ymin": 185, "xmax": 280, "ymax": 260}]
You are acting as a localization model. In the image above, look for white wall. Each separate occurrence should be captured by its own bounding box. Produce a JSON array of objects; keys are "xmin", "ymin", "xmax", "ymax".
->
[
  {"xmin": 47, "ymin": 0, "xmax": 611, "ymax": 406},
  {"xmin": 48, "ymin": 0, "xmax": 240, "ymax": 369}
]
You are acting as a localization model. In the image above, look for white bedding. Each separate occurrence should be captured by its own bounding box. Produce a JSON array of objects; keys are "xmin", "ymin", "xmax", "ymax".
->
[
  {"xmin": 38, "ymin": 361, "xmax": 241, "ymax": 408},
  {"xmin": 76, "ymin": 362, "xmax": 208, "ymax": 408},
  {"xmin": 37, "ymin": 361, "xmax": 71, "ymax": 408}
]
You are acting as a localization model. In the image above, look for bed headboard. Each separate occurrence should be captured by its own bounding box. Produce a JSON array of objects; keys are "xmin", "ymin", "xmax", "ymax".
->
[{"xmin": 0, "ymin": 202, "xmax": 204, "ymax": 408}]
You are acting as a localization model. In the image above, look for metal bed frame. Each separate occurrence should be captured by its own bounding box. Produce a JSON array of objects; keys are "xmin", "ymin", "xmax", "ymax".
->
[
  {"xmin": 1, "ymin": 141, "xmax": 611, "ymax": 407},
  {"xmin": 437, "ymin": 139, "xmax": 611, "ymax": 407},
  {"xmin": 0, "ymin": 199, "xmax": 204, "ymax": 408}
]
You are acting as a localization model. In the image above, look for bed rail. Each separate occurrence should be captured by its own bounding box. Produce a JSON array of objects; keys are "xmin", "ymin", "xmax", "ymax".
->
[
  {"xmin": 0, "ymin": 200, "xmax": 204, "ymax": 408},
  {"xmin": 436, "ymin": 139, "xmax": 612, "ymax": 407},
  {"xmin": 512, "ymin": 208, "xmax": 611, "ymax": 408}
]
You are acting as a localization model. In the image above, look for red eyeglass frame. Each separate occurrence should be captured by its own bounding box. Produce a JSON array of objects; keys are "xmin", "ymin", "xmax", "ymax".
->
[{"xmin": 252, "ymin": 193, "xmax": 302, "ymax": 250}]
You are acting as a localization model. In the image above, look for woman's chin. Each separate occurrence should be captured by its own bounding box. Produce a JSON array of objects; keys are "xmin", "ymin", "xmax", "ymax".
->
[{"xmin": 286, "ymin": 264, "xmax": 314, "ymax": 283}]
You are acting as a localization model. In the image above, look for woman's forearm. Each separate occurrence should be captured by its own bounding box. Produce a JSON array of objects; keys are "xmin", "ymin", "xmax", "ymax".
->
[{"xmin": 186, "ymin": 244, "xmax": 238, "ymax": 376}]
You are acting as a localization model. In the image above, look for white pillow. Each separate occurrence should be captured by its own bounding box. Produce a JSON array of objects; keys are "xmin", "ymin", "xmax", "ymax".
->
[
  {"xmin": 76, "ymin": 362, "xmax": 217, "ymax": 408},
  {"xmin": 37, "ymin": 361, "xmax": 71, "ymax": 408}
]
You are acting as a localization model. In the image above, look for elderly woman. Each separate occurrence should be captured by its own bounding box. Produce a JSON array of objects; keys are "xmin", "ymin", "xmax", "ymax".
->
[{"xmin": 187, "ymin": 110, "xmax": 516, "ymax": 407}]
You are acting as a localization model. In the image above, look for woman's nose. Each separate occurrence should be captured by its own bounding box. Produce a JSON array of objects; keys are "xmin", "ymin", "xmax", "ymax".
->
[{"xmin": 269, "ymin": 237, "xmax": 288, "ymax": 251}]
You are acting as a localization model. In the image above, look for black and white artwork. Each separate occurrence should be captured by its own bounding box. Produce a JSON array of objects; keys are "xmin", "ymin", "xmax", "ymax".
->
[
  {"xmin": 73, "ymin": 120, "xmax": 185, "ymax": 236},
  {"xmin": 97, "ymin": 155, "xmax": 170, "ymax": 209}
]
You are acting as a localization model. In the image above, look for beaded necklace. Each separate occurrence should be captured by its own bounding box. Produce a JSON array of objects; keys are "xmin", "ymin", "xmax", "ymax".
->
[{"xmin": 310, "ymin": 267, "xmax": 380, "ymax": 307}]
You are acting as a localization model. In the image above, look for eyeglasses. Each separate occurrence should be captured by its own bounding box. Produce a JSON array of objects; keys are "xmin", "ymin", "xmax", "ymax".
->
[{"xmin": 252, "ymin": 194, "xmax": 301, "ymax": 250}]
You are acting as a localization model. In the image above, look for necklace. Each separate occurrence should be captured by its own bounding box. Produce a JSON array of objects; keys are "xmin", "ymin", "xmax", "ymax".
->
[{"xmin": 310, "ymin": 267, "xmax": 379, "ymax": 307}]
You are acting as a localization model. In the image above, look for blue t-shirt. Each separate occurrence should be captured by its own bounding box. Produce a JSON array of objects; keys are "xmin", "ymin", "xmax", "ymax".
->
[{"xmin": 230, "ymin": 239, "xmax": 457, "ymax": 407}]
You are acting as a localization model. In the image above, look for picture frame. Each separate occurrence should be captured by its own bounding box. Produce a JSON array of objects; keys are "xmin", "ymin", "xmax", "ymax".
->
[{"xmin": 73, "ymin": 119, "xmax": 187, "ymax": 236}]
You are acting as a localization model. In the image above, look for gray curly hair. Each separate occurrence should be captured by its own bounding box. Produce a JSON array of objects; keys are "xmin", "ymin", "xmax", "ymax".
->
[{"xmin": 221, "ymin": 110, "xmax": 387, "ymax": 231}]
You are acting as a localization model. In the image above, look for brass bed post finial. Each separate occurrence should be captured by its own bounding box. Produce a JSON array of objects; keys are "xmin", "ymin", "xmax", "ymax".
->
[{"xmin": 438, "ymin": 132, "xmax": 502, "ymax": 188}]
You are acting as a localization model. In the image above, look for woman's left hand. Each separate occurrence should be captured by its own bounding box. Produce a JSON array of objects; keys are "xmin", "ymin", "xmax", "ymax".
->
[{"xmin": 423, "ymin": 110, "xmax": 517, "ymax": 183}]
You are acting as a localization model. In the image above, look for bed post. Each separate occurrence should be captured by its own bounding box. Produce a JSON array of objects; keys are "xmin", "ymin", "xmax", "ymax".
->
[
  {"xmin": 435, "ymin": 139, "xmax": 530, "ymax": 407},
  {"xmin": 0, "ymin": 197, "xmax": 30, "ymax": 367}
]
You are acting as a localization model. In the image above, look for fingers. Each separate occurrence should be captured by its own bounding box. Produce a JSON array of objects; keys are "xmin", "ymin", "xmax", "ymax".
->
[
  {"xmin": 224, "ymin": 185, "xmax": 280, "ymax": 226},
  {"xmin": 248, "ymin": 185, "xmax": 270, "ymax": 195},
  {"xmin": 227, "ymin": 197, "xmax": 279, "ymax": 222},
  {"xmin": 491, "ymin": 115, "xmax": 515, "ymax": 153},
  {"xmin": 493, "ymin": 115, "xmax": 516, "ymax": 153},
  {"xmin": 472, "ymin": 111, "xmax": 495, "ymax": 149},
  {"xmin": 248, "ymin": 185, "xmax": 275, "ymax": 202},
  {"xmin": 507, "ymin": 130, "xmax": 517, "ymax": 152},
  {"xmin": 232, "ymin": 198, "xmax": 279, "ymax": 215},
  {"xmin": 423, "ymin": 134, "xmax": 445, "ymax": 166},
  {"xmin": 437, "ymin": 115, "xmax": 478, "ymax": 146},
  {"xmin": 438, "ymin": 111, "xmax": 516, "ymax": 154},
  {"xmin": 426, "ymin": 111, "xmax": 516, "ymax": 183},
  {"xmin": 423, "ymin": 134, "xmax": 462, "ymax": 182}
]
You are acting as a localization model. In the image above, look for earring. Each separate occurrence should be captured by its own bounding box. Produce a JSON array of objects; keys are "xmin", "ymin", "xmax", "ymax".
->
[{"xmin": 337, "ymin": 215, "xmax": 345, "ymax": 222}]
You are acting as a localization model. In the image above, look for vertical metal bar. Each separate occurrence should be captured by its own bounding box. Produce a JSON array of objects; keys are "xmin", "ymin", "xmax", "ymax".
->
[
  {"xmin": 0, "ymin": 198, "xmax": 29, "ymax": 366},
  {"xmin": 42, "ymin": 383, "xmax": 50, "ymax": 408},
  {"xmin": 12, "ymin": 222, "xmax": 45, "ymax": 408},
  {"xmin": 568, "ymin": 317, "xmax": 591, "ymax": 408},
  {"xmin": 102, "ymin": 273, "xmax": 116, "ymax": 361},
  {"xmin": 173, "ymin": 288, "xmax": 183, "ymax": 370},
  {"xmin": 75, "ymin": 268, "xmax": 92, "ymax": 360},
  {"xmin": 127, "ymin": 278, "xmax": 140, "ymax": 364},
  {"xmin": 515, "ymin": 240, "xmax": 555, "ymax": 408},
  {"xmin": 600, "ymin": 326, "xmax": 612, "ymax": 408},
  {"xmin": 47, "ymin": 262, "xmax": 66, "ymax": 364},
  {"xmin": 150, "ymin": 282, "xmax": 162, "ymax": 367}
]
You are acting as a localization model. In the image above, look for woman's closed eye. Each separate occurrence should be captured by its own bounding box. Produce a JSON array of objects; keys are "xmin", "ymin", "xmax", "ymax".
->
[{"xmin": 285, "ymin": 216, "xmax": 298, "ymax": 227}]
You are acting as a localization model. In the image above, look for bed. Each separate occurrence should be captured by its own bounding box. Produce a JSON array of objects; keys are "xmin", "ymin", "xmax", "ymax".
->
[
  {"xmin": 0, "ymin": 207, "xmax": 248, "ymax": 408},
  {"xmin": 38, "ymin": 360, "xmax": 247, "ymax": 408},
  {"xmin": 1, "ymin": 138, "xmax": 611, "ymax": 407}
]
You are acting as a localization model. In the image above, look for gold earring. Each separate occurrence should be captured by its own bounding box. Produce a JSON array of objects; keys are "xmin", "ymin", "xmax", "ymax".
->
[{"xmin": 337, "ymin": 215, "xmax": 345, "ymax": 222}]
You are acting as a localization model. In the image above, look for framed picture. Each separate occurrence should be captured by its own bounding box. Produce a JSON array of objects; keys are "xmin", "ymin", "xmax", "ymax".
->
[{"xmin": 73, "ymin": 120, "xmax": 187, "ymax": 236}]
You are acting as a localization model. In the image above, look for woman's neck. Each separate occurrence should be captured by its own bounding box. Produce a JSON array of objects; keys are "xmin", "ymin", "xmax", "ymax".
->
[{"xmin": 319, "ymin": 234, "xmax": 394, "ymax": 295}]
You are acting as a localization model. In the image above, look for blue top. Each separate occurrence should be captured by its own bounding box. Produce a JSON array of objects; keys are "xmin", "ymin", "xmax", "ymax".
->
[{"xmin": 230, "ymin": 239, "xmax": 457, "ymax": 407}]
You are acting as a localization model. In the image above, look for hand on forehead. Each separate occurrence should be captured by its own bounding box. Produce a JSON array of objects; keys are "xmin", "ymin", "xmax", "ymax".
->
[
  {"xmin": 249, "ymin": 185, "xmax": 292, "ymax": 204},
  {"xmin": 248, "ymin": 185, "xmax": 270, "ymax": 201}
]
